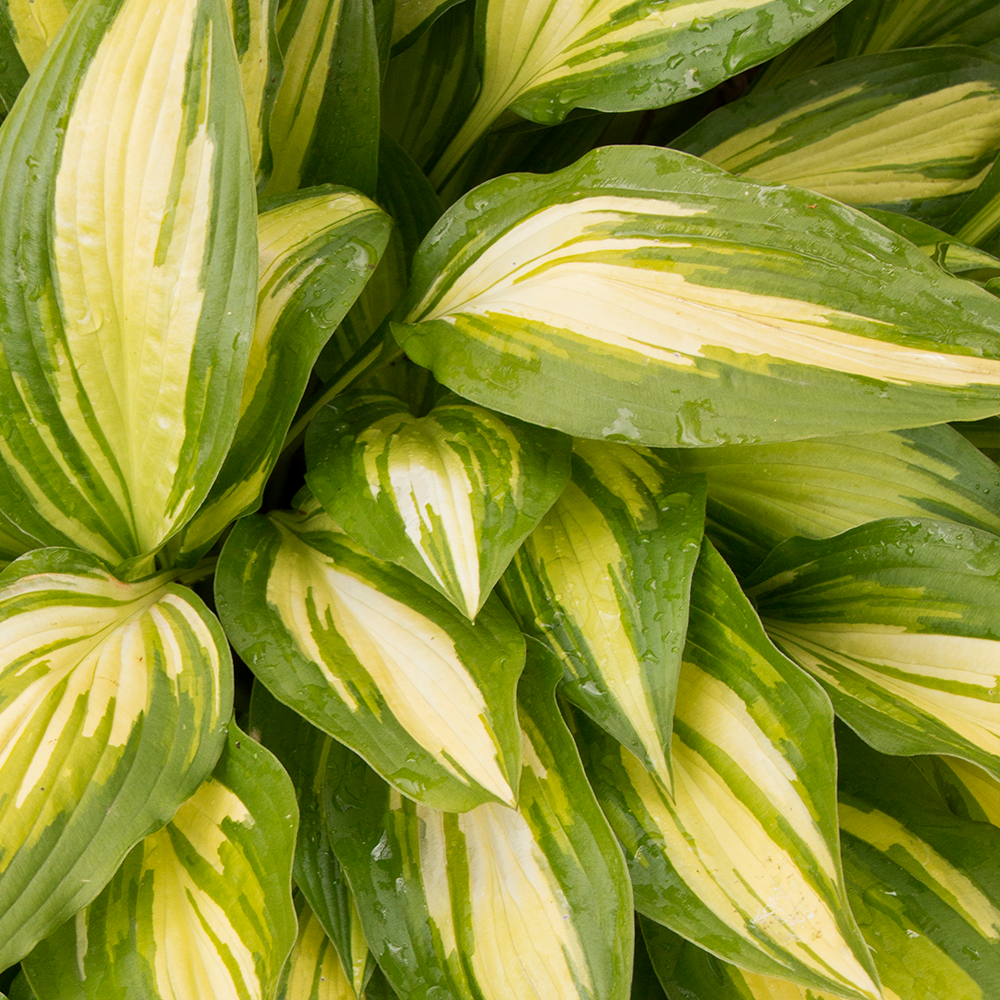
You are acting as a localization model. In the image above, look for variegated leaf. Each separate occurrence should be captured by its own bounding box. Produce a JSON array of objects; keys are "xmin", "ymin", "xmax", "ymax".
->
[
  {"xmin": 327, "ymin": 638, "xmax": 633, "ymax": 1000},
  {"xmin": 390, "ymin": 0, "xmax": 458, "ymax": 51},
  {"xmin": 915, "ymin": 755, "xmax": 1000, "ymax": 828},
  {"xmin": 0, "ymin": 549, "xmax": 232, "ymax": 969},
  {"xmin": 949, "ymin": 150, "xmax": 1000, "ymax": 257},
  {"xmin": 674, "ymin": 48, "xmax": 1000, "ymax": 226},
  {"xmin": 500, "ymin": 440, "xmax": 704, "ymax": 781},
  {"xmin": 953, "ymin": 416, "xmax": 1000, "ymax": 463},
  {"xmin": 575, "ymin": 541, "xmax": 881, "ymax": 1000},
  {"xmin": 394, "ymin": 146, "xmax": 1000, "ymax": 449},
  {"xmin": 306, "ymin": 393, "xmax": 571, "ymax": 620},
  {"xmin": 251, "ymin": 682, "xmax": 373, "ymax": 998},
  {"xmin": 168, "ymin": 188, "xmax": 391, "ymax": 565},
  {"xmin": 747, "ymin": 517, "xmax": 1000, "ymax": 778},
  {"xmin": 0, "ymin": 0, "xmax": 257, "ymax": 571},
  {"xmin": 20, "ymin": 722, "xmax": 298, "ymax": 1000},
  {"xmin": 264, "ymin": 0, "xmax": 379, "ymax": 198},
  {"xmin": 215, "ymin": 491, "xmax": 524, "ymax": 812},
  {"xmin": 663, "ymin": 423, "xmax": 1000, "ymax": 578},
  {"xmin": 278, "ymin": 896, "xmax": 361, "ymax": 1000},
  {"xmin": 427, "ymin": 0, "xmax": 851, "ymax": 188},
  {"xmin": 0, "ymin": 0, "xmax": 74, "ymax": 71}
]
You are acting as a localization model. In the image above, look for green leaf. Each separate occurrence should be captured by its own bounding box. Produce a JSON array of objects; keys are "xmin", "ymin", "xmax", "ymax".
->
[
  {"xmin": 390, "ymin": 0, "xmax": 459, "ymax": 52},
  {"xmin": 264, "ymin": 0, "xmax": 380, "ymax": 198},
  {"xmin": 953, "ymin": 417, "xmax": 1000, "ymax": 463},
  {"xmin": 914, "ymin": 754, "xmax": 1000, "ymax": 828},
  {"xmin": 0, "ymin": 0, "xmax": 258, "ymax": 570},
  {"xmin": 663, "ymin": 423, "xmax": 1000, "ymax": 578},
  {"xmin": 747, "ymin": 517, "xmax": 1000, "ymax": 778},
  {"xmin": 168, "ymin": 187, "xmax": 391, "ymax": 565},
  {"xmin": 278, "ymin": 895, "xmax": 362, "ymax": 1000},
  {"xmin": 21, "ymin": 722, "xmax": 298, "ymax": 1000},
  {"xmin": 576, "ymin": 542, "xmax": 881, "ymax": 1000},
  {"xmin": 327, "ymin": 638, "xmax": 634, "ymax": 1000},
  {"xmin": 395, "ymin": 145, "xmax": 1000, "ymax": 449},
  {"xmin": 500, "ymin": 440, "xmax": 704, "ymax": 781},
  {"xmin": 428, "ymin": 0, "xmax": 853, "ymax": 187},
  {"xmin": 949, "ymin": 149, "xmax": 1000, "ymax": 255},
  {"xmin": 215, "ymin": 492, "xmax": 524, "ymax": 812},
  {"xmin": 674, "ymin": 47, "xmax": 1000, "ymax": 226},
  {"xmin": 306, "ymin": 392, "xmax": 571, "ymax": 620},
  {"xmin": 0, "ymin": 0, "xmax": 76, "ymax": 71},
  {"xmin": 0, "ymin": 549, "xmax": 232, "ymax": 969}
]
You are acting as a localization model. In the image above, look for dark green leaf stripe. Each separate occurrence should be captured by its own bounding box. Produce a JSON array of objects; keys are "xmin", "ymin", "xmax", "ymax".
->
[
  {"xmin": 949, "ymin": 149, "xmax": 1000, "ymax": 257},
  {"xmin": 915, "ymin": 755, "xmax": 1000, "ymax": 828},
  {"xmin": 428, "ymin": 0, "xmax": 851, "ymax": 186},
  {"xmin": 501, "ymin": 440, "xmax": 704, "ymax": 780},
  {"xmin": 170, "ymin": 188, "xmax": 391, "ymax": 564},
  {"xmin": 748, "ymin": 517, "xmax": 1000, "ymax": 778},
  {"xmin": 663, "ymin": 423, "xmax": 1000, "ymax": 577},
  {"xmin": 395, "ymin": 146, "xmax": 1000, "ymax": 449},
  {"xmin": 215, "ymin": 492, "xmax": 525, "ymax": 813},
  {"xmin": 277, "ymin": 895, "xmax": 360, "ymax": 1000},
  {"xmin": 674, "ymin": 47, "xmax": 1000, "ymax": 226},
  {"xmin": 576, "ymin": 542, "xmax": 880, "ymax": 1000},
  {"xmin": 21, "ymin": 722, "xmax": 299, "ymax": 1000},
  {"xmin": 306, "ymin": 392, "xmax": 571, "ymax": 620},
  {"xmin": 0, "ymin": 0, "xmax": 257, "ymax": 570},
  {"xmin": 390, "ymin": 0, "xmax": 459, "ymax": 50},
  {"xmin": 327, "ymin": 639, "xmax": 633, "ymax": 1000},
  {"xmin": 0, "ymin": 549, "xmax": 232, "ymax": 969}
]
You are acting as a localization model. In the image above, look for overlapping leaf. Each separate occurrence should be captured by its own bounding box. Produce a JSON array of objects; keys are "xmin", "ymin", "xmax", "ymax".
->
[
  {"xmin": 327, "ymin": 639, "xmax": 633, "ymax": 1000},
  {"xmin": 915, "ymin": 755, "xmax": 1000, "ymax": 827},
  {"xmin": 675, "ymin": 47, "xmax": 1000, "ymax": 226},
  {"xmin": 21, "ymin": 722, "xmax": 298, "ymax": 1000},
  {"xmin": 306, "ymin": 392, "xmax": 571, "ymax": 620},
  {"xmin": 748, "ymin": 517, "xmax": 1000, "ymax": 778},
  {"xmin": 664, "ymin": 423, "xmax": 1000, "ymax": 577},
  {"xmin": 0, "ymin": 0, "xmax": 258, "ymax": 570},
  {"xmin": 278, "ymin": 896, "xmax": 360, "ymax": 1000},
  {"xmin": 169, "ymin": 187, "xmax": 391, "ymax": 564},
  {"xmin": 390, "ymin": 0, "xmax": 458, "ymax": 51},
  {"xmin": 501, "ymin": 440, "xmax": 704, "ymax": 780},
  {"xmin": 576, "ymin": 542, "xmax": 881, "ymax": 1000},
  {"xmin": 215, "ymin": 492, "xmax": 524, "ymax": 812},
  {"xmin": 0, "ymin": 549, "xmax": 232, "ymax": 969},
  {"xmin": 394, "ymin": 146, "xmax": 1000, "ymax": 449}
]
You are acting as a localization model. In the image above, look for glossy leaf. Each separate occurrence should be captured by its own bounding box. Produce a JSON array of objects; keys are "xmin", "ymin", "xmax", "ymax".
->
[
  {"xmin": 576, "ymin": 542, "xmax": 881, "ymax": 1000},
  {"xmin": 675, "ymin": 47, "xmax": 1000, "ymax": 226},
  {"xmin": 327, "ymin": 638, "xmax": 633, "ymax": 1000},
  {"xmin": 0, "ymin": 0, "xmax": 258, "ymax": 569},
  {"xmin": 748, "ymin": 517, "xmax": 1000, "ymax": 778},
  {"xmin": 21, "ymin": 722, "xmax": 298, "ymax": 1000},
  {"xmin": 428, "ymin": 0, "xmax": 852, "ymax": 186},
  {"xmin": 306, "ymin": 392, "xmax": 571, "ymax": 620},
  {"xmin": 501, "ymin": 440, "xmax": 704, "ymax": 780},
  {"xmin": 0, "ymin": 549, "xmax": 232, "ymax": 969},
  {"xmin": 394, "ymin": 145, "xmax": 1000, "ymax": 450},
  {"xmin": 664, "ymin": 423, "xmax": 1000, "ymax": 577},
  {"xmin": 215, "ymin": 492, "xmax": 524, "ymax": 812},
  {"xmin": 169, "ymin": 187, "xmax": 391, "ymax": 564}
]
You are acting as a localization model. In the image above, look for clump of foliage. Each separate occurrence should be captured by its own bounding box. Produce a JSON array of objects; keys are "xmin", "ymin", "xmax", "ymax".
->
[{"xmin": 0, "ymin": 0, "xmax": 998, "ymax": 998}]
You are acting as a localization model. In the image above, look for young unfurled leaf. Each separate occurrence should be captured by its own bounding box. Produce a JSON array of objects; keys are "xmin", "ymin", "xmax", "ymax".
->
[
  {"xmin": 748, "ymin": 517, "xmax": 1000, "ymax": 778},
  {"xmin": 0, "ymin": 0, "xmax": 258, "ymax": 570},
  {"xmin": 215, "ymin": 493, "xmax": 524, "ymax": 812},
  {"xmin": 21, "ymin": 723, "xmax": 299, "ymax": 1000},
  {"xmin": 0, "ymin": 549, "xmax": 232, "ymax": 969},
  {"xmin": 306, "ymin": 392, "xmax": 571, "ymax": 620},
  {"xmin": 576, "ymin": 543, "xmax": 881, "ymax": 1000},
  {"xmin": 501, "ymin": 440, "xmax": 704, "ymax": 781},
  {"xmin": 326, "ymin": 639, "xmax": 633, "ymax": 1000},
  {"xmin": 394, "ymin": 146, "xmax": 1000, "ymax": 450}
]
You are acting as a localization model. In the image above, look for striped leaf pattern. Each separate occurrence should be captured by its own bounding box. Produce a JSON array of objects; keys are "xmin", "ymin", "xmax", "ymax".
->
[
  {"xmin": 0, "ymin": 0, "xmax": 258, "ymax": 571},
  {"xmin": 663, "ymin": 423, "xmax": 1000, "ymax": 577},
  {"xmin": 501, "ymin": 440, "xmax": 704, "ymax": 780},
  {"xmin": 306, "ymin": 393, "xmax": 571, "ymax": 620},
  {"xmin": 278, "ymin": 896, "xmax": 360, "ymax": 1000},
  {"xmin": 390, "ymin": 0, "xmax": 457, "ymax": 50},
  {"xmin": 327, "ymin": 638, "xmax": 633, "ymax": 1000},
  {"xmin": 215, "ymin": 492, "xmax": 524, "ymax": 812},
  {"xmin": 748, "ymin": 518, "xmax": 1000, "ymax": 778},
  {"xmin": 0, "ymin": 549, "xmax": 232, "ymax": 969},
  {"xmin": 0, "ymin": 0, "xmax": 74, "ymax": 71},
  {"xmin": 949, "ymin": 151, "xmax": 1000, "ymax": 258},
  {"xmin": 264, "ymin": 0, "xmax": 379, "ymax": 198},
  {"xmin": 674, "ymin": 48, "xmax": 1000, "ymax": 226},
  {"xmin": 20, "ymin": 722, "xmax": 299, "ymax": 1000},
  {"xmin": 576, "ymin": 542, "xmax": 881, "ymax": 1000},
  {"xmin": 170, "ymin": 188, "xmax": 392, "ymax": 564},
  {"xmin": 428, "ymin": 0, "xmax": 851, "ymax": 186},
  {"xmin": 915, "ymin": 755, "xmax": 1000, "ymax": 828},
  {"xmin": 395, "ymin": 146, "xmax": 1000, "ymax": 450}
]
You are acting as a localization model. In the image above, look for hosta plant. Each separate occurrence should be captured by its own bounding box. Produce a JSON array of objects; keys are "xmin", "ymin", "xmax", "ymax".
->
[{"xmin": 0, "ymin": 0, "xmax": 998, "ymax": 998}]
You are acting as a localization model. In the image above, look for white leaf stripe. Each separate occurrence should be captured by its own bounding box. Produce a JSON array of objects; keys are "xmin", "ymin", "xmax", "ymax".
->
[
  {"xmin": 278, "ymin": 897, "xmax": 356, "ymax": 1000},
  {"xmin": 0, "ymin": 549, "xmax": 231, "ymax": 970}
]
